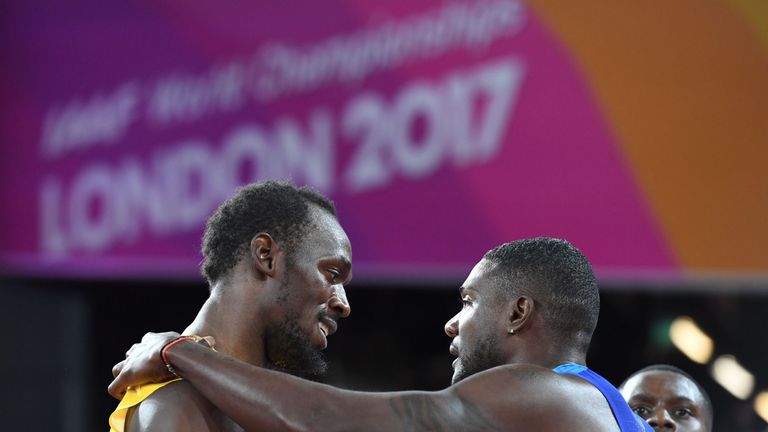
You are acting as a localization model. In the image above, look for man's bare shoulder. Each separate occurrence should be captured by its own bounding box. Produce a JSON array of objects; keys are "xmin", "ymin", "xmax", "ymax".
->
[
  {"xmin": 453, "ymin": 363, "xmax": 584, "ymax": 388},
  {"xmin": 446, "ymin": 364, "xmax": 621, "ymax": 432},
  {"xmin": 126, "ymin": 380, "xmax": 240, "ymax": 432}
]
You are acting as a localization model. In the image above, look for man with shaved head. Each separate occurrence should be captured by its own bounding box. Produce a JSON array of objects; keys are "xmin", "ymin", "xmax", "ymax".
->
[
  {"xmin": 620, "ymin": 364, "xmax": 713, "ymax": 432},
  {"xmin": 110, "ymin": 237, "xmax": 652, "ymax": 431}
]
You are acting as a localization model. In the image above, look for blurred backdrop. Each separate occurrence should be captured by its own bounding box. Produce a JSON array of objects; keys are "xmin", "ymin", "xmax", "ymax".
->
[{"xmin": 1, "ymin": 0, "xmax": 767, "ymax": 430}]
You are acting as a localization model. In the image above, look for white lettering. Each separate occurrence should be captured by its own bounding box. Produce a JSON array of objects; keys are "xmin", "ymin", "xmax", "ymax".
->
[
  {"xmin": 146, "ymin": 63, "xmax": 246, "ymax": 127},
  {"xmin": 251, "ymin": 0, "xmax": 526, "ymax": 99},
  {"xmin": 41, "ymin": 84, "xmax": 139, "ymax": 159},
  {"xmin": 40, "ymin": 179, "xmax": 68, "ymax": 254},
  {"xmin": 274, "ymin": 109, "xmax": 335, "ymax": 193},
  {"xmin": 448, "ymin": 59, "xmax": 525, "ymax": 166},
  {"xmin": 391, "ymin": 82, "xmax": 444, "ymax": 178},
  {"xmin": 342, "ymin": 93, "xmax": 389, "ymax": 192},
  {"xmin": 41, "ymin": 111, "xmax": 335, "ymax": 253},
  {"xmin": 69, "ymin": 165, "xmax": 114, "ymax": 250},
  {"xmin": 39, "ymin": 57, "xmax": 526, "ymax": 254},
  {"xmin": 164, "ymin": 143, "xmax": 218, "ymax": 228},
  {"xmin": 112, "ymin": 158, "xmax": 170, "ymax": 240},
  {"xmin": 219, "ymin": 125, "xmax": 275, "ymax": 195},
  {"xmin": 342, "ymin": 56, "xmax": 525, "ymax": 193}
]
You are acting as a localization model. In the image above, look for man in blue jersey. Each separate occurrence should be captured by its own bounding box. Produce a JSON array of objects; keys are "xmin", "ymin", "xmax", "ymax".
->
[{"xmin": 110, "ymin": 237, "xmax": 651, "ymax": 431}]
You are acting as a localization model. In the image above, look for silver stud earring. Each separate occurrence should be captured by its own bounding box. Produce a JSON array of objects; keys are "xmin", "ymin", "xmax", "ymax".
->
[{"xmin": 509, "ymin": 329, "xmax": 515, "ymax": 335}]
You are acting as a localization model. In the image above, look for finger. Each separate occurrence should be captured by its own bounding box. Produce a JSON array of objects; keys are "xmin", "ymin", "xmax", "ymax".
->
[
  {"xmin": 108, "ymin": 374, "xmax": 128, "ymax": 400},
  {"xmin": 126, "ymin": 343, "xmax": 139, "ymax": 358},
  {"xmin": 112, "ymin": 360, "xmax": 126, "ymax": 378}
]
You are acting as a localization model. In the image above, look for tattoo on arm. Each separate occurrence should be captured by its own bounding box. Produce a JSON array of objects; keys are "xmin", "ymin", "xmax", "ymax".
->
[{"xmin": 389, "ymin": 394, "xmax": 498, "ymax": 432}]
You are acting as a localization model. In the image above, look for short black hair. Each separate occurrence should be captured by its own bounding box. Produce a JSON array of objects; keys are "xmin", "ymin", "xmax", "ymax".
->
[
  {"xmin": 201, "ymin": 180, "xmax": 337, "ymax": 284},
  {"xmin": 620, "ymin": 364, "xmax": 714, "ymax": 427},
  {"xmin": 482, "ymin": 237, "xmax": 599, "ymax": 353}
]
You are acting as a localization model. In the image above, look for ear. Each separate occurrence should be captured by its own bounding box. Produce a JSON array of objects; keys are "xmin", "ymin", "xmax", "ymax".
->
[
  {"xmin": 250, "ymin": 233, "xmax": 280, "ymax": 277},
  {"xmin": 508, "ymin": 295, "xmax": 535, "ymax": 334}
]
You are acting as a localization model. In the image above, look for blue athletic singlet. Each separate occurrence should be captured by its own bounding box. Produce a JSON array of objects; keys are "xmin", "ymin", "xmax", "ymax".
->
[{"xmin": 553, "ymin": 363, "xmax": 653, "ymax": 432}]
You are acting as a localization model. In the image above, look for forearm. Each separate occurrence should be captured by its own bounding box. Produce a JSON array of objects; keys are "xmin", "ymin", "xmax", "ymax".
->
[
  {"xmin": 167, "ymin": 340, "xmax": 394, "ymax": 431},
  {"xmin": 165, "ymin": 341, "xmax": 491, "ymax": 432},
  {"xmin": 111, "ymin": 334, "xmax": 541, "ymax": 431}
]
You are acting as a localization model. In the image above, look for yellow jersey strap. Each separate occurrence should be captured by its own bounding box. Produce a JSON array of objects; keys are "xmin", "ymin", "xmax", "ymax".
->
[{"xmin": 108, "ymin": 378, "xmax": 183, "ymax": 432}]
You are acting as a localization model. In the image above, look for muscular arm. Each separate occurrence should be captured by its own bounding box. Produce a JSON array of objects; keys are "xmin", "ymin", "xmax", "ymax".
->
[
  {"xmin": 166, "ymin": 341, "xmax": 501, "ymax": 432},
  {"xmin": 109, "ymin": 334, "xmax": 605, "ymax": 431}
]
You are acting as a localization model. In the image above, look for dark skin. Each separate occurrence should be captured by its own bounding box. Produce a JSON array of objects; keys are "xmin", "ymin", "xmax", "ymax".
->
[
  {"xmin": 119, "ymin": 206, "xmax": 353, "ymax": 431},
  {"xmin": 620, "ymin": 371, "xmax": 711, "ymax": 432},
  {"xmin": 111, "ymin": 260, "xmax": 623, "ymax": 431}
]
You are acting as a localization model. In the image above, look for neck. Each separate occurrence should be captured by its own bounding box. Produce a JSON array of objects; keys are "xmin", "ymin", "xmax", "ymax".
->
[
  {"xmin": 511, "ymin": 332, "xmax": 589, "ymax": 369},
  {"xmin": 513, "ymin": 347, "xmax": 587, "ymax": 369},
  {"xmin": 541, "ymin": 352, "xmax": 587, "ymax": 369},
  {"xmin": 183, "ymin": 278, "xmax": 268, "ymax": 366}
]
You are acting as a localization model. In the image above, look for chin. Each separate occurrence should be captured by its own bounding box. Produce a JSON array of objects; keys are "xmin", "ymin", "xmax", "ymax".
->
[{"xmin": 451, "ymin": 368, "xmax": 466, "ymax": 384}]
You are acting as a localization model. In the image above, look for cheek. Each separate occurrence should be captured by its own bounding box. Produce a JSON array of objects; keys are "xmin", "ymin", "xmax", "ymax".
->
[
  {"xmin": 687, "ymin": 417, "xmax": 705, "ymax": 429},
  {"xmin": 294, "ymin": 270, "xmax": 329, "ymax": 299},
  {"xmin": 303, "ymin": 269, "xmax": 331, "ymax": 295},
  {"xmin": 281, "ymin": 286, "xmax": 321, "ymax": 318},
  {"xmin": 460, "ymin": 306, "xmax": 504, "ymax": 339},
  {"xmin": 298, "ymin": 282, "xmax": 331, "ymax": 315},
  {"xmin": 457, "ymin": 308, "xmax": 478, "ymax": 333}
]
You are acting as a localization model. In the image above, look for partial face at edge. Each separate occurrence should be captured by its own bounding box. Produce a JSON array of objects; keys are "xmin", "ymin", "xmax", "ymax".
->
[
  {"xmin": 621, "ymin": 370, "xmax": 710, "ymax": 432},
  {"xmin": 445, "ymin": 259, "xmax": 510, "ymax": 384},
  {"xmin": 264, "ymin": 207, "xmax": 352, "ymax": 376}
]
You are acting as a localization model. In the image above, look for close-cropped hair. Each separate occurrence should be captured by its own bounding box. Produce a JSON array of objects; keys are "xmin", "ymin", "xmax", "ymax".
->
[
  {"xmin": 201, "ymin": 180, "xmax": 336, "ymax": 284},
  {"xmin": 483, "ymin": 237, "xmax": 600, "ymax": 351},
  {"xmin": 620, "ymin": 364, "xmax": 713, "ymax": 426}
]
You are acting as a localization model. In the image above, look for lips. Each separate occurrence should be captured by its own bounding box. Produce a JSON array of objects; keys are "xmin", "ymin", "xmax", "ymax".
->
[
  {"xmin": 449, "ymin": 343, "xmax": 459, "ymax": 357},
  {"xmin": 319, "ymin": 316, "xmax": 338, "ymax": 338}
]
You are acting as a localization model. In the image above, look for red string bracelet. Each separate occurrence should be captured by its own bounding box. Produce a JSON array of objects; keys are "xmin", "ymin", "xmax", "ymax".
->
[{"xmin": 161, "ymin": 335, "xmax": 203, "ymax": 377}]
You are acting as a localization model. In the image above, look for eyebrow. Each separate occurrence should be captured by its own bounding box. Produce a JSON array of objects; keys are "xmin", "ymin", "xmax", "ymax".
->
[
  {"xmin": 321, "ymin": 255, "xmax": 352, "ymax": 274},
  {"xmin": 628, "ymin": 395, "xmax": 652, "ymax": 404},
  {"xmin": 344, "ymin": 259, "xmax": 354, "ymax": 282},
  {"xmin": 339, "ymin": 256, "xmax": 352, "ymax": 270},
  {"xmin": 667, "ymin": 396, "xmax": 696, "ymax": 405},
  {"xmin": 629, "ymin": 395, "xmax": 697, "ymax": 406}
]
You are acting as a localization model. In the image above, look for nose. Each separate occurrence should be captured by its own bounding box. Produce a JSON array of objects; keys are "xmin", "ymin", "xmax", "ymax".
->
[
  {"xmin": 647, "ymin": 408, "xmax": 676, "ymax": 431},
  {"xmin": 328, "ymin": 285, "xmax": 351, "ymax": 318},
  {"xmin": 444, "ymin": 312, "xmax": 459, "ymax": 338}
]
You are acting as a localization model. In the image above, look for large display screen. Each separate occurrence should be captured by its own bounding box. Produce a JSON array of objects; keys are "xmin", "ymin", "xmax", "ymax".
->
[{"xmin": 1, "ymin": 0, "xmax": 766, "ymax": 280}]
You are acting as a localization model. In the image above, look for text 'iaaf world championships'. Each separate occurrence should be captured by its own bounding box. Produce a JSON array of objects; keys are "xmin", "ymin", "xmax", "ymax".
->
[
  {"xmin": 40, "ymin": 0, "xmax": 526, "ymax": 160},
  {"xmin": 40, "ymin": 58, "xmax": 525, "ymax": 255}
]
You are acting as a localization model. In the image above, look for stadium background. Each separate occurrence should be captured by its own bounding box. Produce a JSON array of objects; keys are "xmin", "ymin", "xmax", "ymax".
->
[{"xmin": 1, "ymin": 1, "xmax": 767, "ymax": 430}]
